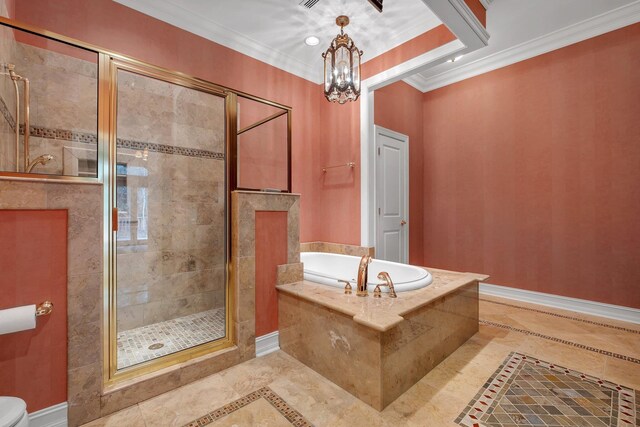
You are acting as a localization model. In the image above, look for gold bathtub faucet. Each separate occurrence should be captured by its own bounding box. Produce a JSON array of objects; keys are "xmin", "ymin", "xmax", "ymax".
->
[
  {"xmin": 374, "ymin": 272, "xmax": 397, "ymax": 298},
  {"xmin": 356, "ymin": 255, "xmax": 372, "ymax": 297}
]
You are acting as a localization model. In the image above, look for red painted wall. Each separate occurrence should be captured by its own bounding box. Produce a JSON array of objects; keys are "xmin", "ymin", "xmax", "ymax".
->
[
  {"xmin": 0, "ymin": 210, "xmax": 68, "ymax": 412},
  {"xmin": 463, "ymin": 0, "xmax": 486, "ymax": 28},
  {"xmin": 374, "ymin": 81, "xmax": 425, "ymax": 265},
  {"xmin": 237, "ymin": 99, "xmax": 289, "ymax": 191},
  {"xmin": 312, "ymin": 26, "xmax": 455, "ymax": 246},
  {"xmin": 422, "ymin": 24, "xmax": 640, "ymax": 308},
  {"xmin": 254, "ymin": 211, "xmax": 288, "ymax": 337}
]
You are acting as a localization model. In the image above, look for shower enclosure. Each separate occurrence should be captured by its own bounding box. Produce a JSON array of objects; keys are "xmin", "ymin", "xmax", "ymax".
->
[
  {"xmin": 0, "ymin": 14, "xmax": 292, "ymax": 386},
  {"xmin": 108, "ymin": 58, "xmax": 233, "ymax": 377},
  {"xmin": 0, "ymin": 24, "xmax": 99, "ymax": 178}
]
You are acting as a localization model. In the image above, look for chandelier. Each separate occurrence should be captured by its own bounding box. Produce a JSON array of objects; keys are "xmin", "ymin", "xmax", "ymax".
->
[{"xmin": 322, "ymin": 16, "xmax": 363, "ymax": 104}]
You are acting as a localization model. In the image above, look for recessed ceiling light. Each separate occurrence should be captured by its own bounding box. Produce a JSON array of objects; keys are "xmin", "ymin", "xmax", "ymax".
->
[
  {"xmin": 448, "ymin": 55, "xmax": 464, "ymax": 63},
  {"xmin": 305, "ymin": 36, "xmax": 320, "ymax": 46}
]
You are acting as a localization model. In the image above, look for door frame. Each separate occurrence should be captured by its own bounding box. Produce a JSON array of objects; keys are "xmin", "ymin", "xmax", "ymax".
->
[
  {"xmin": 374, "ymin": 125, "xmax": 410, "ymax": 263},
  {"xmin": 360, "ymin": 0, "xmax": 490, "ymax": 249}
]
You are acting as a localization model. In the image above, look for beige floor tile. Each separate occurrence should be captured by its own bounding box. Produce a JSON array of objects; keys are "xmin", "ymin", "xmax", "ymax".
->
[
  {"xmin": 138, "ymin": 373, "xmax": 240, "ymax": 426},
  {"xmin": 81, "ymin": 405, "xmax": 146, "ymax": 427},
  {"xmin": 218, "ymin": 351, "xmax": 308, "ymax": 395},
  {"xmin": 210, "ymin": 398, "xmax": 291, "ymax": 427},
  {"xmin": 603, "ymin": 356, "xmax": 640, "ymax": 389},
  {"xmin": 517, "ymin": 335, "xmax": 607, "ymax": 378},
  {"xmin": 323, "ymin": 401, "xmax": 389, "ymax": 427},
  {"xmin": 382, "ymin": 381, "xmax": 466, "ymax": 427},
  {"xmin": 268, "ymin": 366, "xmax": 358, "ymax": 426}
]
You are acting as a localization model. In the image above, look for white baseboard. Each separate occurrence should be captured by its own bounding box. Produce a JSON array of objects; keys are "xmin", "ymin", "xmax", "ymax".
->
[
  {"xmin": 255, "ymin": 331, "xmax": 280, "ymax": 357},
  {"xmin": 480, "ymin": 283, "xmax": 640, "ymax": 325},
  {"xmin": 29, "ymin": 402, "xmax": 68, "ymax": 427}
]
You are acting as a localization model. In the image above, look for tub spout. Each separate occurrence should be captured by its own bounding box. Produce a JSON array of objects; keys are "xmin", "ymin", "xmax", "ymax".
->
[{"xmin": 356, "ymin": 255, "xmax": 372, "ymax": 297}]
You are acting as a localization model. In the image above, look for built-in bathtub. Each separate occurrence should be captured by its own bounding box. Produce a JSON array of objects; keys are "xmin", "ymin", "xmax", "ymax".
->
[
  {"xmin": 278, "ymin": 253, "xmax": 488, "ymax": 410},
  {"xmin": 300, "ymin": 252, "xmax": 433, "ymax": 292}
]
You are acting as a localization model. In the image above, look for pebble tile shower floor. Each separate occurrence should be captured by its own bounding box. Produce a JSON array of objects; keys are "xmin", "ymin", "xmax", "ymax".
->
[{"xmin": 117, "ymin": 308, "xmax": 226, "ymax": 369}]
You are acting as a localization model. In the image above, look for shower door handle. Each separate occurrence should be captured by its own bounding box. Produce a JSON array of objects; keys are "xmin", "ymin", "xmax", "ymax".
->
[{"xmin": 112, "ymin": 207, "xmax": 119, "ymax": 232}]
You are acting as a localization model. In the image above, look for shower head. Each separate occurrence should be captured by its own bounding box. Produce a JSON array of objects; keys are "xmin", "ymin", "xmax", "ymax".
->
[{"xmin": 26, "ymin": 154, "xmax": 54, "ymax": 173}]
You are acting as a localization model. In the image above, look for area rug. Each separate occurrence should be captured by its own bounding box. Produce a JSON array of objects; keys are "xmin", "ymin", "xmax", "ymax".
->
[
  {"xmin": 183, "ymin": 386, "xmax": 312, "ymax": 427},
  {"xmin": 455, "ymin": 352, "xmax": 638, "ymax": 427}
]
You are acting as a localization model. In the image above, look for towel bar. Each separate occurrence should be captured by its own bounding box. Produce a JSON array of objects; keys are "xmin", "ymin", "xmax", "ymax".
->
[{"xmin": 35, "ymin": 301, "xmax": 53, "ymax": 317}]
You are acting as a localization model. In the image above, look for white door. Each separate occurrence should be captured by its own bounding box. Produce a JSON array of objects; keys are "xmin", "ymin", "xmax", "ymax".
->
[{"xmin": 375, "ymin": 126, "xmax": 409, "ymax": 263}]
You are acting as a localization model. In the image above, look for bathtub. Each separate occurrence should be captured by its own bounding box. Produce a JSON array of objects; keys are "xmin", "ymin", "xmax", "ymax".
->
[{"xmin": 300, "ymin": 252, "xmax": 433, "ymax": 293}]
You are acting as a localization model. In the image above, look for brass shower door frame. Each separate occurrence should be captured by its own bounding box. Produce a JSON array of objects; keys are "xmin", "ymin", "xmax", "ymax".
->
[{"xmin": 104, "ymin": 56, "xmax": 237, "ymax": 385}]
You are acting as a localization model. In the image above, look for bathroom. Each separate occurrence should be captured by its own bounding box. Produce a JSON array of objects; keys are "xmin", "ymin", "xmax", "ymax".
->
[{"xmin": 0, "ymin": 0, "xmax": 638, "ymax": 426}]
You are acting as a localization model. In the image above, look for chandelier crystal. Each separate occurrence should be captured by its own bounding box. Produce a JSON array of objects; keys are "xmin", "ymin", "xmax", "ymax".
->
[{"xmin": 322, "ymin": 16, "xmax": 363, "ymax": 104}]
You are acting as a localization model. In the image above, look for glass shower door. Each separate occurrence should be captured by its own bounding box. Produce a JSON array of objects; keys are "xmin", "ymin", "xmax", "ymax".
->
[{"xmin": 111, "ymin": 65, "xmax": 229, "ymax": 372}]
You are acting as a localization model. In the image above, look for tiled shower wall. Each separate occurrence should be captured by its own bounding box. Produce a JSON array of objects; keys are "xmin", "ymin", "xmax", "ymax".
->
[
  {"xmin": 0, "ymin": 6, "xmax": 17, "ymax": 172},
  {"xmin": 115, "ymin": 70, "xmax": 227, "ymax": 330},
  {"xmin": 0, "ymin": 27, "xmax": 98, "ymax": 175}
]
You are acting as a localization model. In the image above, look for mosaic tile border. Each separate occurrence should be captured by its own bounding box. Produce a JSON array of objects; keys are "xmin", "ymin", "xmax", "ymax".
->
[
  {"xmin": 455, "ymin": 352, "xmax": 638, "ymax": 427},
  {"xmin": 0, "ymin": 94, "xmax": 224, "ymax": 160},
  {"xmin": 182, "ymin": 386, "xmax": 313, "ymax": 427},
  {"xmin": 480, "ymin": 298, "xmax": 640, "ymax": 335},
  {"xmin": 479, "ymin": 320, "xmax": 640, "ymax": 364},
  {"xmin": 117, "ymin": 138, "xmax": 224, "ymax": 160}
]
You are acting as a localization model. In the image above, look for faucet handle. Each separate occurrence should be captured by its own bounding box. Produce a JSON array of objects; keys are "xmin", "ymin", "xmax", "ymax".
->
[
  {"xmin": 376, "ymin": 272, "xmax": 397, "ymax": 298},
  {"xmin": 338, "ymin": 279, "xmax": 352, "ymax": 295},
  {"xmin": 373, "ymin": 285, "xmax": 382, "ymax": 298}
]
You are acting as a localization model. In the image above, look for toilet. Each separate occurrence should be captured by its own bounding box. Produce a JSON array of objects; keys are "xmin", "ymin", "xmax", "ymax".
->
[{"xmin": 0, "ymin": 397, "xmax": 29, "ymax": 427}]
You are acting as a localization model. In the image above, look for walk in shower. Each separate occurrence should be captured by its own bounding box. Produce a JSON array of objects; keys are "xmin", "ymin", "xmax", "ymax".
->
[
  {"xmin": 111, "ymin": 61, "xmax": 230, "ymax": 372},
  {"xmin": 0, "ymin": 13, "xmax": 291, "ymax": 386},
  {"xmin": 0, "ymin": 23, "xmax": 98, "ymax": 177}
]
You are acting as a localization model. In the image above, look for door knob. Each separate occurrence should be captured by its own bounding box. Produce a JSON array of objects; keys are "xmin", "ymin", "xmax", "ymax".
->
[{"xmin": 400, "ymin": 220, "xmax": 407, "ymax": 226}]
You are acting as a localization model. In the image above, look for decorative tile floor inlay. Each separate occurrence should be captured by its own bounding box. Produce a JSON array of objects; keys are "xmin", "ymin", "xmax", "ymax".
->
[
  {"xmin": 182, "ymin": 387, "xmax": 313, "ymax": 427},
  {"xmin": 479, "ymin": 320, "xmax": 640, "ymax": 365},
  {"xmin": 456, "ymin": 352, "xmax": 639, "ymax": 427},
  {"xmin": 117, "ymin": 308, "xmax": 226, "ymax": 369}
]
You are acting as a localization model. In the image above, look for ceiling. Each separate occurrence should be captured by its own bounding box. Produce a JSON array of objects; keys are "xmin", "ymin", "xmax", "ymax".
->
[
  {"xmin": 115, "ymin": 0, "xmax": 639, "ymax": 90},
  {"xmin": 405, "ymin": 0, "xmax": 639, "ymax": 91},
  {"xmin": 114, "ymin": 0, "xmax": 441, "ymax": 83}
]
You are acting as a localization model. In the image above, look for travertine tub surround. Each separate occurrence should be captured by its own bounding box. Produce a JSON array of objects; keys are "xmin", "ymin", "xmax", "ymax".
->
[
  {"xmin": 300, "ymin": 241, "xmax": 374, "ymax": 257},
  {"xmin": 278, "ymin": 269, "xmax": 487, "ymax": 410}
]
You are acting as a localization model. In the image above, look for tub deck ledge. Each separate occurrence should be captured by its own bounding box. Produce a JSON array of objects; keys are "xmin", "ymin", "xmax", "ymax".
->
[{"xmin": 276, "ymin": 268, "xmax": 489, "ymax": 332}]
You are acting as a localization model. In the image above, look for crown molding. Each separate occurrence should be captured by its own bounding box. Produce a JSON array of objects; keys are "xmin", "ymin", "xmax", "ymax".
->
[
  {"xmin": 411, "ymin": 0, "xmax": 640, "ymax": 92},
  {"xmin": 402, "ymin": 73, "xmax": 430, "ymax": 90},
  {"xmin": 115, "ymin": 0, "xmax": 323, "ymax": 83},
  {"xmin": 479, "ymin": 0, "xmax": 493, "ymax": 10},
  {"xmin": 115, "ymin": 0, "xmax": 442, "ymax": 84},
  {"xmin": 448, "ymin": 0, "xmax": 490, "ymax": 46}
]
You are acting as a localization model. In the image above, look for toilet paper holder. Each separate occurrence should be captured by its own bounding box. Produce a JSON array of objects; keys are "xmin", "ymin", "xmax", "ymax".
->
[{"xmin": 35, "ymin": 301, "xmax": 53, "ymax": 317}]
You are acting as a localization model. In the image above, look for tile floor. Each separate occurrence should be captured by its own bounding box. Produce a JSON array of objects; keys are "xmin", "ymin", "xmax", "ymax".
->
[
  {"xmin": 88, "ymin": 296, "xmax": 640, "ymax": 426},
  {"xmin": 455, "ymin": 352, "xmax": 637, "ymax": 426},
  {"xmin": 117, "ymin": 308, "xmax": 226, "ymax": 369}
]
